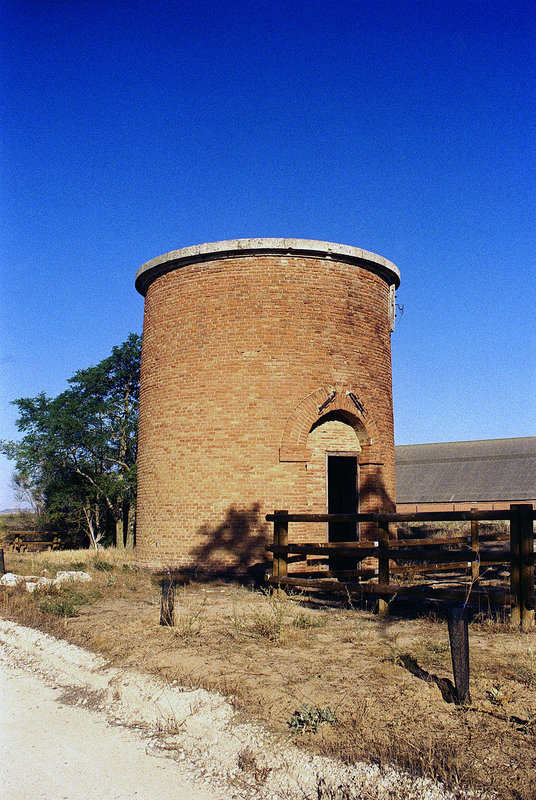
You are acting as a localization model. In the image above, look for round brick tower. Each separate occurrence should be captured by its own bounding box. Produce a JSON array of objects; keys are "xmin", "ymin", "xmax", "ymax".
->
[{"xmin": 135, "ymin": 239, "xmax": 400, "ymax": 574}]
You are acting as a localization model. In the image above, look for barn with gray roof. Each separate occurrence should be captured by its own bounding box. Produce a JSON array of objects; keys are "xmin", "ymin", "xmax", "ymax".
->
[{"xmin": 395, "ymin": 437, "xmax": 536, "ymax": 512}]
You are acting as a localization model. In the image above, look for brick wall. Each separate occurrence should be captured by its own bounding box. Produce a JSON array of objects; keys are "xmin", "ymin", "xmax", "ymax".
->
[{"xmin": 135, "ymin": 241, "xmax": 399, "ymax": 573}]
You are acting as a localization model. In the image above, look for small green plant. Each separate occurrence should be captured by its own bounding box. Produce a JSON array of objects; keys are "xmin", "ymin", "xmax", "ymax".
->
[
  {"xmin": 70, "ymin": 561, "xmax": 87, "ymax": 571},
  {"xmin": 38, "ymin": 585, "xmax": 100, "ymax": 617},
  {"xmin": 92, "ymin": 558, "xmax": 114, "ymax": 572},
  {"xmin": 425, "ymin": 640, "xmax": 449, "ymax": 655},
  {"xmin": 288, "ymin": 704, "xmax": 338, "ymax": 734},
  {"xmin": 421, "ymin": 639, "xmax": 450, "ymax": 665}
]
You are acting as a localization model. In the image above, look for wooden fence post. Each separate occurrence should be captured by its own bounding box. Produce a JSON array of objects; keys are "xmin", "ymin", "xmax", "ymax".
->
[
  {"xmin": 516, "ymin": 504, "xmax": 534, "ymax": 631},
  {"xmin": 470, "ymin": 508, "xmax": 479, "ymax": 585},
  {"xmin": 510, "ymin": 505, "xmax": 521, "ymax": 627},
  {"xmin": 273, "ymin": 510, "xmax": 288, "ymax": 585},
  {"xmin": 377, "ymin": 520, "xmax": 390, "ymax": 618},
  {"xmin": 160, "ymin": 578, "xmax": 175, "ymax": 626},
  {"xmin": 447, "ymin": 606, "xmax": 471, "ymax": 704},
  {"xmin": 510, "ymin": 504, "xmax": 534, "ymax": 629}
]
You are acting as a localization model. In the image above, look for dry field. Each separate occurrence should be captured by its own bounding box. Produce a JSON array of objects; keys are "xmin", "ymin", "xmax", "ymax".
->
[{"xmin": 2, "ymin": 546, "xmax": 536, "ymax": 800}]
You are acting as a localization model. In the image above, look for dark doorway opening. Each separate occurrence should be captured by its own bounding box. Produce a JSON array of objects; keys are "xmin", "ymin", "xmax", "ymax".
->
[{"xmin": 327, "ymin": 454, "xmax": 358, "ymax": 574}]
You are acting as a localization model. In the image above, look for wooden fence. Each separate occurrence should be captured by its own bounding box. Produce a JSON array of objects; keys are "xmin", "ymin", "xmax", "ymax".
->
[
  {"xmin": 6, "ymin": 531, "xmax": 62, "ymax": 553},
  {"xmin": 265, "ymin": 504, "xmax": 535, "ymax": 630}
]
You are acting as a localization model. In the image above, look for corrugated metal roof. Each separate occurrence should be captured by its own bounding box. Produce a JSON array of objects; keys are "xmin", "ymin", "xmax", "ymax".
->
[{"xmin": 395, "ymin": 437, "xmax": 536, "ymax": 502}]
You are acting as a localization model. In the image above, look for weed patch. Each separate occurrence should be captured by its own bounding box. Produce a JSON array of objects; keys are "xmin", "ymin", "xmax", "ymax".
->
[
  {"xmin": 250, "ymin": 609, "xmax": 283, "ymax": 641},
  {"xmin": 249, "ymin": 590, "xmax": 289, "ymax": 641},
  {"xmin": 172, "ymin": 596, "xmax": 207, "ymax": 641},
  {"xmin": 292, "ymin": 611, "xmax": 326, "ymax": 630},
  {"xmin": 288, "ymin": 705, "xmax": 337, "ymax": 734},
  {"xmin": 69, "ymin": 561, "xmax": 87, "ymax": 571},
  {"xmin": 37, "ymin": 585, "xmax": 100, "ymax": 617},
  {"xmin": 91, "ymin": 558, "xmax": 114, "ymax": 572}
]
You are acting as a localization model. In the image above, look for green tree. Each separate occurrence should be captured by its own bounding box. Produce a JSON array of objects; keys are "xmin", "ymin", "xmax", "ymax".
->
[{"xmin": 1, "ymin": 334, "xmax": 141, "ymax": 549}]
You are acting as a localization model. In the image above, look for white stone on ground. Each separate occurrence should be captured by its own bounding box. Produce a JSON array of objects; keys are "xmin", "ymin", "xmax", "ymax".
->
[{"xmin": 0, "ymin": 571, "xmax": 91, "ymax": 591}]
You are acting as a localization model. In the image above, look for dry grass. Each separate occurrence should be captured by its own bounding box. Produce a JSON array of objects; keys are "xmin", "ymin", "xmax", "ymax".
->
[
  {"xmin": 397, "ymin": 520, "xmax": 509, "ymax": 540},
  {"xmin": 2, "ymin": 547, "xmax": 536, "ymax": 799}
]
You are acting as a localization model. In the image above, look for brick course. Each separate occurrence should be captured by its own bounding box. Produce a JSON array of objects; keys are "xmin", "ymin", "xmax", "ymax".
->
[{"xmin": 135, "ymin": 240, "xmax": 400, "ymax": 573}]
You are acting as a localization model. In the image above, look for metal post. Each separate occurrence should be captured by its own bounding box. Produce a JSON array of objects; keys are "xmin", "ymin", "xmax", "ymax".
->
[{"xmin": 447, "ymin": 606, "xmax": 471, "ymax": 705}]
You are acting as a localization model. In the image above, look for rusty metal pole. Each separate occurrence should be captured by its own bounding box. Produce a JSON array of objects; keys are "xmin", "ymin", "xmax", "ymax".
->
[{"xmin": 447, "ymin": 606, "xmax": 471, "ymax": 705}]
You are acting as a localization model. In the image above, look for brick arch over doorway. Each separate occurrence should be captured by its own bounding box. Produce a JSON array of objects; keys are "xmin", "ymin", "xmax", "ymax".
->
[
  {"xmin": 279, "ymin": 386, "xmax": 393, "ymax": 515},
  {"xmin": 279, "ymin": 385, "xmax": 382, "ymax": 463}
]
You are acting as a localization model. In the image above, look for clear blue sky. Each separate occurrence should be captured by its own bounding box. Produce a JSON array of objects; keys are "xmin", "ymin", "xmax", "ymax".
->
[{"xmin": 1, "ymin": 0, "xmax": 535, "ymax": 508}]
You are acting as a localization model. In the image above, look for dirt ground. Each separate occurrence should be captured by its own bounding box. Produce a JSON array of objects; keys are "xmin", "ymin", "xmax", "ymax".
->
[{"xmin": 2, "ymin": 548, "xmax": 536, "ymax": 800}]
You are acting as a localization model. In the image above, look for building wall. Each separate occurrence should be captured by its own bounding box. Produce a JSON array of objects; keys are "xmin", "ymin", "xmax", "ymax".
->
[
  {"xmin": 135, "ymin": 243, "xmax": 398, "ymax": 573},
  {"xmin": 397, "ymin": 500, "xmax": 536, "ymax": 513}
]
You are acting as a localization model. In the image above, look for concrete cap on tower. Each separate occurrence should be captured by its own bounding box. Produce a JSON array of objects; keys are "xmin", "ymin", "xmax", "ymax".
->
[{"xmin": 135, "ymin": 238, "xmax": 400, "ymax": 296}]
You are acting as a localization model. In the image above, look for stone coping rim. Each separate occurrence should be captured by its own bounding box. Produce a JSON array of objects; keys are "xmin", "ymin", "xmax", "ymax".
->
[{"xmin": 135, "ymin": 238, "xmax": 400, "ymax": 295}]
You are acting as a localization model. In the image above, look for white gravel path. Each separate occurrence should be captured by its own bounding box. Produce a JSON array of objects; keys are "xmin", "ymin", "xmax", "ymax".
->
[
  {"xmin": 0, "ymin": 658, "xmax": 225, "ymax": 800},
  {"xmin": 0, "ymin": 619, "xmax": 490, "ymax": 800}
]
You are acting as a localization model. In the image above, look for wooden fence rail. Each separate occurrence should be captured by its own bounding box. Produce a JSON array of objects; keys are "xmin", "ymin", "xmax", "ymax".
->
[
  {"xmin": 6, "ymin": 532, "xmax": 62, "ymax": 553},
  {"xmin": 265, "ymin": 504, "xmax": 535, "ymax": 630}
]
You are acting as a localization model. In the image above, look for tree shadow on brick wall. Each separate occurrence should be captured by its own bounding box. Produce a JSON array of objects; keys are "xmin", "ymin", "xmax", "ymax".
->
[
  {"xmin": 357, "ymin": 464, "xmax": 396, "ymax": 537},
  {"xmin": 190, "ymin": 502, "xmax": 269, "ymax": 582}
]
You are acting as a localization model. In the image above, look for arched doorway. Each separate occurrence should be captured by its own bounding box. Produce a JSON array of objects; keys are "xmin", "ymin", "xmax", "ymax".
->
[
  {"xmin": 306, "ymin": 411, "xmax": 364, "ymax": 570},
  {"xmin": 326, "ymin": 450, "xmax": 359, "ymax": 571}
]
